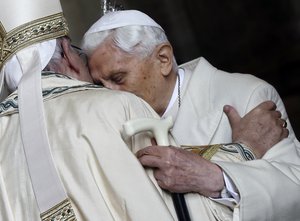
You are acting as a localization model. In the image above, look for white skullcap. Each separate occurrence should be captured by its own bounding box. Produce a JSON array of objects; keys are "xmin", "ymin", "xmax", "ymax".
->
[
  {"xmin": 84, "ymin": 10, "xmax": 164, "ymax": 36},
  {"xmin": 0, "ymin": 39, "xmax": 56, "ymax": 94}
]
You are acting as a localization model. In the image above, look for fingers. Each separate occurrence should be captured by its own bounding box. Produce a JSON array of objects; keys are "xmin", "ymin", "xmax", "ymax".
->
[
  {"xmin": 223, "ymin": 105, "xmax": 241, "ymax": 129},
  {"xmin": 136, "ymin": 146, "xmax": 174, "ymax": 168},
  {"xmin": 282, "ymin": 127, "xmax": 289, "ymax": 138},
  {"xmin": 272, "ymin": 110, "xmax": 282, "ymax": 119},
  {"xmin": 280, "ymin": 119, "xmax": 289, "ymax": 138},
  {"xmin": 151, "ymin": 138, "xmax": 157, "ymax": 145},
  {"xmin": 277, "ymin": 118, "xmax": 288, "ymax": 129},
  {"xmin": 282, "ymin": 120, "xmax": 287, "ymax": 128},
  {"xmin": 257, "ymin": 100, "xmax": 277, "ymax": 111},
  {"xmin": 273, "ymin": 118, "xmax": 289, "ymax": 141},
  {"xmin": 136, "ymin": 146, "xmax": 162, "ymax": 168},
  {"xmin": 138, "ymin": 154, "xmax": 165, "ymax": 168},
  {"xmin": 136, "ymin": 146, "xmax": 160, "ymax": 158}
]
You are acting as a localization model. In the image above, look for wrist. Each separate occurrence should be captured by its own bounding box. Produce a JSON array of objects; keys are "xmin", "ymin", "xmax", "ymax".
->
[
  {"xmin": 235, "ymin": 142, "xmax": 258, "ymax": 159},
  {"xmin": 208, "ymin": 164, "xmax": 225, "ymax": 198}
]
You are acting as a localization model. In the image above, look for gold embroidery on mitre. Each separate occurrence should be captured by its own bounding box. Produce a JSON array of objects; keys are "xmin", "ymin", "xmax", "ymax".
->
[
  {"xmin": 0, "ymin": 12, "xmax": 69, "ymax": 69},
  {"xmin": 0, "ymin": 22, "xmax": 7, "ymax": 66},
  {"xmin": 40, "ymin": 198, "xmax": 77, "ymax": 221}
]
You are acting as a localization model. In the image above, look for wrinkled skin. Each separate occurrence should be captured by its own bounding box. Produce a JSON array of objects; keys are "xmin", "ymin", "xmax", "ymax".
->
[
  {"xmin": 137, "ymin": 145, "xmax": 224, "ymax": 198},
  {"xmin": 224, "ymin": 100, "xmax": 289, "ymax": 158},
  {"xmin": 136, "ymin": 101, "xmax": 288, "ymax": 197}
]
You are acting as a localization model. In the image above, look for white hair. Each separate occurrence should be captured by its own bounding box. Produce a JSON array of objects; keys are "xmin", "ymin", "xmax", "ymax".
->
[{"xmin": 82, "ymin": 25, "xmax": 169, "ymax": 58}]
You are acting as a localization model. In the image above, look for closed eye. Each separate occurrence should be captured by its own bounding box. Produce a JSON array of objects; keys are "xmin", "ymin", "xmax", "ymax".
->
[{"xmin": 110, "ymin": 73, "xmax": 125, "ymax": 84}]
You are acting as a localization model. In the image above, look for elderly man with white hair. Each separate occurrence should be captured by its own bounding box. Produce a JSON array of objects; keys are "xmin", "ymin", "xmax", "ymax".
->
[
  {"xmin": 0, "ymin": 0, "xmax": 294, "ymax": 219},
  {"xmin": 82, "ymin": 9, "xmax": 300, "ymax": 221},
  {"xmin": 0, "ymin": 1, "xmax": 183, "ymax": 220}
]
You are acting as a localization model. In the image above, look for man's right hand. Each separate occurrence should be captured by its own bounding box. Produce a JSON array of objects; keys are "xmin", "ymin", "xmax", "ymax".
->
[{"xmin": 223, "ymin": 101, "xmax": 289, "ymax": 158}]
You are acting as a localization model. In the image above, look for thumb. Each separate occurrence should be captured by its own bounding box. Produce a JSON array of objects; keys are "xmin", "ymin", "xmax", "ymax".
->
[
  {"xmin": 223, "ymin": 105, "xmax": 241, "ymax": 129},
  {"xmin": 151, "ymin": 138, "xmax": 157, "ymax": 146}
]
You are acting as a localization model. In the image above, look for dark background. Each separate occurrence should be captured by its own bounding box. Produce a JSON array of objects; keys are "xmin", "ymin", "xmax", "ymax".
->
[{"xmin": 62, "ymin": 0, "xmax": 300, "ymax": 138}]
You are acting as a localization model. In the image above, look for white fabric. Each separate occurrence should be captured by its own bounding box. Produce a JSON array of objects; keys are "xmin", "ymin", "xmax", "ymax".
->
[
  {"xmin": 2, "ymin": 40, "xmax": 56, "ymax": 92},
  {"xmin": 162, "ymin": 68, "xmax": 184, "ymax": 117},
  {"xmin": 164, "ymin": 68, "xmax": 240, "ymax": 207},
  {"xmin": 17, "ymin": 45, "xmax": 68, "ymax": 213},
  {"xmin": 0, "ymin": 0, "xmax": 69, "ymax": 217},
  {"xmin": 0, "ymin": 0, "xmax": 62, "ymax": 32},
  {"xmin": 0, "ymin": 74, "xmax": 235, "ymax": 221},
  {"xmin": 0, "ymin": 0, "xmax": 62, "ymax": 99},
  {"xmin": 212, "ymin": 172, "xmax": 239, "ymax": 208},
  {"xmin": 170, "ymin": 57, "xmax": 300, "ymax": 221},
  {"xmin": 84, "ymin": 10, "xmax": 163, "ymax": 37},
  {"xmin": 224, "ymin": 173, "xmax": 240, "ymax": 202}
]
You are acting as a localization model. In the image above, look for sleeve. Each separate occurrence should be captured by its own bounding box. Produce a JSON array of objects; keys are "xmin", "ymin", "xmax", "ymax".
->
[
  {"xmin": 211, "ymin": 172, "xmax": 240, "ymax": 208},
  {"xmin": 216, "ymin": 83, "xmax": 300, "ymax": 221}
]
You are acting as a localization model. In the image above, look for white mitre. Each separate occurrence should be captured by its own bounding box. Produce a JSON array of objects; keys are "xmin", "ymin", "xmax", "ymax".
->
[
  {"xmin": 0, "ymin": 0, "xmax": 74, "ymax": 220},
  {"xmin": 84, "ymin": 9, "xmax": 164, "ymax": 36},
  {"xmin": 0, "ymin": 0, "xmax": 68, "ymax": 101}
]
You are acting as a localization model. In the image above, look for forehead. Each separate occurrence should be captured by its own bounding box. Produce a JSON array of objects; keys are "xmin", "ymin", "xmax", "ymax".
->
[
  {"xmin": 89, "ymin": 43, "xmax": 149, "ymax": 80},
  {"xmin": 90, "ymin": 42, "xmax": 138, "ymax": 69}
]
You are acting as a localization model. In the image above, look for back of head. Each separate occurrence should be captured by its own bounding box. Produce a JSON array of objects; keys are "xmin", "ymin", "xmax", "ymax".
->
[{"xmin": 82, "ymin": 10, "xmax": 169, "ymax": 58}]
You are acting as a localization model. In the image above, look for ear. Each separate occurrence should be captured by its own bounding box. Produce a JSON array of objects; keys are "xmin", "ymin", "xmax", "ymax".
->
[
  {"xmin": 155, "ymin": 43, "xmax": 174, "ymax": 77},
  {"xmin": 61, "ymin": 38, "xmax": 81, "ymax": 74}
]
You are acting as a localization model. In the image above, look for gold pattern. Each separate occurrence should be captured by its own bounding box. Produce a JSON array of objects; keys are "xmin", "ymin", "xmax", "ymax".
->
[
  {"xmin": 0, "ymin": 22, "xmax": 6, "ymax": 66},
  {"xmin": 182, "ymin": 144, "xmax": 221, "ymax": 160},
  {"xmin": 0, "ymin": 13, "xmax": 69, "ymax": 69},
  {"xmin": 40, "ymin": 198, "xmax": 77, "ymax": 221}
]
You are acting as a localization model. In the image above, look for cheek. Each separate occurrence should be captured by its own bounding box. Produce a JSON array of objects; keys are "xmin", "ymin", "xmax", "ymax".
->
[
  {"xmin": 136, "ymin": 79, "xmax": 157, "ymax": 101},
  {"xmin": 90, "ymin": 65, "xmax": 105, "ymax": 82}
]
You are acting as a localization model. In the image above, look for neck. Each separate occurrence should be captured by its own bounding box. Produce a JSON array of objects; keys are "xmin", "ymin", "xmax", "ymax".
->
[
  {"xmin": 161, "ymin": 68, "xmax": 184, "ymax": 117},
  {"xmin": 156, "ymin": 71, "xmax": 177, "ymax": 116}
]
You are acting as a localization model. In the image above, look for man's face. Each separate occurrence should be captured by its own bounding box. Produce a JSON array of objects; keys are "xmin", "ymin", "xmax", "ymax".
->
[{"xmin": 89, "ymin": 41, "xmax": 165, "ymax": 112}]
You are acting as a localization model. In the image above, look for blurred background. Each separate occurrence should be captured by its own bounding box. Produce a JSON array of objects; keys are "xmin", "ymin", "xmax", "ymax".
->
[{"xmin": 61, "ymin": 0, "xmax": 300, "ymax": 138}]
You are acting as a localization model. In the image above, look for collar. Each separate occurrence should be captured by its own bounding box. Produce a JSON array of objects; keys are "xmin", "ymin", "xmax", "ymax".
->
[
  {"xmin": 0, "ymin": 72, "xmax": 102, "ymax": 116},
  {"xmin": 162, "ymin": 68, "xmax": 185, "ymax": 118}
]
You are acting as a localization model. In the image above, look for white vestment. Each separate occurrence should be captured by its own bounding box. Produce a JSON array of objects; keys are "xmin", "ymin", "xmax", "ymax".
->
[
  {"xmin": 165, "ymin": 57, "xmax": 300, "ymax": 221},
  {"xmin": 0, "ymin": 72, "xmax": 247, "ymax": 221}
]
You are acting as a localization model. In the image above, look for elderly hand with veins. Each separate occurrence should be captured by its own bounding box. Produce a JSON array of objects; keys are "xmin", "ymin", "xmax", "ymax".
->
[
  {"xmin": 224, "ymin": 100, "xmax": 289, "ymax": 158},
  {"xmin": 136, "ymin": 101, "xmax": 288, "ymax": 197}
]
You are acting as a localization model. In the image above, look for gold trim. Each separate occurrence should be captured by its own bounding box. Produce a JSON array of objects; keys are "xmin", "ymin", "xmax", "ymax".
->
[
  {"xmin": 40, "ymin": 198, "xmax": 77, "ymax": 221},
  {"xmin": 0, "ymin": 12, "xmax": 69, "ymax": 69},
  {"xmin": 0, "ymin": 22, "xmax": 6, "ymax": 66},
  {"xmin": 0, "ymin": 22, "xmax": 6, "ymax": 36},
  {"xmin": 182, "ymin": 144, "xmax": 221, "ymax": 160}
]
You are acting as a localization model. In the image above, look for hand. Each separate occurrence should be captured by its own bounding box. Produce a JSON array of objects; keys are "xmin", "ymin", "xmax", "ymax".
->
[
  {"xmin": 136, "ymin": 145, "xmax": 224, "ymax": 198},
  {"xmin": 223, "ymin": 101, "xmax": 289, "ymax": 158}
]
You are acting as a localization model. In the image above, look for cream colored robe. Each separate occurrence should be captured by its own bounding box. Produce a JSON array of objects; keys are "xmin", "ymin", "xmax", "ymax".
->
[
  {"xmin": 0, "ymin": 73, "xmax": 240, "ymax": 221},
  {"xmin": 166, "ymin": 57, "xmax": 300, "ymax": 221}
]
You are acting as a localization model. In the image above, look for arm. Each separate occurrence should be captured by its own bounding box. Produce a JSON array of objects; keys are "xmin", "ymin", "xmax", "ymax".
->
[
  {"xmin": 136, "ymin": 99, "xmax": 287, "ymax": 197},
  {"xmin": 216, "ymin": 84, "xmax": 300, "ymax": 221}
]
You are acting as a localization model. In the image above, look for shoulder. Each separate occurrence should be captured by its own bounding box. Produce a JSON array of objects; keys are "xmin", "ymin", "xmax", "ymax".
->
[
  {"xmin": 182, "ymin": 57, "xmax": 279, "ymax": 110},
  {"xmin": 179, "ymin": 57, "xmax": 201, "ymax": 71},
  {"xmin": 190, "ymin": 57, "xmax": 273, "ymax": 92},
  {"xmin": 46, "ymin": 87, "xmax": 159, "ymax": 121}
]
